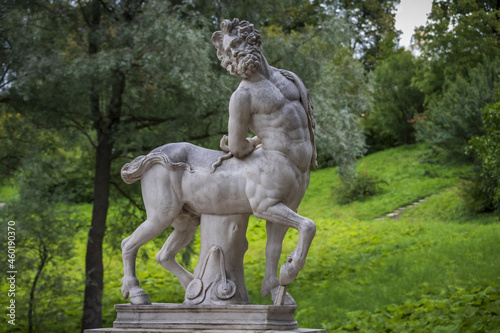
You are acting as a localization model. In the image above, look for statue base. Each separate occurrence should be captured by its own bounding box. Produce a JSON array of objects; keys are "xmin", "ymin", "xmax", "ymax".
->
[{"xmin": 83, "ymin": 303, "xmax": 324, "ymax": 332}]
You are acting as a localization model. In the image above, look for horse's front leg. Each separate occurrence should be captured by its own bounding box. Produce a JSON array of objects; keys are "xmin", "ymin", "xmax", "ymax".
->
[
  {"xmin": 254, "ymin": 202, "xmax": 316, "ymax": 286},
  {"xmin": 121, "ymin": 210, "xmax": 178, "ymax": 305},
  {"xmin": 261, "ymin": 221, "xmax": 296, "ymax": 305}
]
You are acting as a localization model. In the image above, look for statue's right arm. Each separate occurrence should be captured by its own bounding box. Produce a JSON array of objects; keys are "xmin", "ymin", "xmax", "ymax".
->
[{"xmin": 227, "ymin": 89, "xmax": 254, "ymax": 159}]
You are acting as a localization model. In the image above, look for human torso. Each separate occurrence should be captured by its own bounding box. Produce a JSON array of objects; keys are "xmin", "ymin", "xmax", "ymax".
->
[{"xmin": 238, "ymin": 68, "xmax": 312, "ymax": 173}]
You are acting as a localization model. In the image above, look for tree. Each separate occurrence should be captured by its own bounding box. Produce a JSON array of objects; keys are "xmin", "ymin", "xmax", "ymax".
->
[
  {"xmin": 1, "ymin": 0, "xmax": 226, "ymax": 330},
  {"xmin": 364, "ymin": 50, "xmax": 425, "ymax": 152},
  {"xmin": 416, "ymin": 61, "xmax": 499, "ymax": 162},
  {"xmin": 0, "ymin": 129, "xmax": 88, "ymax": 332},
  {"xmin": 314, "ymin": 48, "xmax": 370, "ymax": 182},
  {"xmin": 411, "ymin": 0, "xmax": 500, "ymax": 164},
  {"xmin": 467, "ymin": 100, "xmax": 500, "ymax": 214},
  {"xmin": 414, "ymin": 0, "xmax": 500, "ymax": 103},
  {"xmin": 190, "ymin": 0, "xmax": 325, "ymax": 32},
  {"xmin": 320, "ymin": 0, "xmax": 402, "ymax": 71}
]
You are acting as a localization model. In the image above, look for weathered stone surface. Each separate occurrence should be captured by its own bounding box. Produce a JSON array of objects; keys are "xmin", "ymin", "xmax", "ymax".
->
[
  {"xmin": 184, "ymin": 214, "xmax": 250, "ymax": 306},
  {"xmin": 109, "ymin": 303, "xmax": 298, "ymax": 331}
]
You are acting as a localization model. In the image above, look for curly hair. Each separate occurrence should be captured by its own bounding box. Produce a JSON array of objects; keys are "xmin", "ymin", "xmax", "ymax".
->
[{"xmin": 212, "ymin": 18, "xmax": 262, "ymax": 61}]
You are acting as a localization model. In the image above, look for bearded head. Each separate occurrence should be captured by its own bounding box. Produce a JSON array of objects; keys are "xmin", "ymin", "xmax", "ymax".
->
[{"xmin": 212, "ymin": 19, "xmax": 262, "ymax": 78}]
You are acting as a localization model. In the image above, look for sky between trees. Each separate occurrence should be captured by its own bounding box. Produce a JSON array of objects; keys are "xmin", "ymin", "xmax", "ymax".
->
[{"xmin": 395, "ymin": 0, "xmax": 433, "ymax": 47}]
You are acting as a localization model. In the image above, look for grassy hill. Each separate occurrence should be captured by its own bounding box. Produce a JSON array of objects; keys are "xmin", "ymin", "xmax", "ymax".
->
[
  {"xmin": 242, "ymin": 144, "xmax": 500, "ymax": 331},
  {"xmin": 2, "ymin": 144, "xmax": 499, "ymax": 332}
]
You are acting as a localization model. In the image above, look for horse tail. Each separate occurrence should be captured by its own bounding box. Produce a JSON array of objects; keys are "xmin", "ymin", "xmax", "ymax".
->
[{"xmin": 121, "ymin": 152, "xmax": 193, "ymax": 184}]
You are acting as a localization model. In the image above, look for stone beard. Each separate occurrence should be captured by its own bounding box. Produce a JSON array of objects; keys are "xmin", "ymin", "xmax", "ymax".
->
[{"xmin": 221, "ymin": 44, "xmax": 261, "ymax": 78}]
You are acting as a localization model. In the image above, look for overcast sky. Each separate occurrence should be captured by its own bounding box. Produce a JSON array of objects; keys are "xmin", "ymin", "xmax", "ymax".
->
[{"xmin": 395, "ymin": 0, "xmax": 433, "ymax": 47}]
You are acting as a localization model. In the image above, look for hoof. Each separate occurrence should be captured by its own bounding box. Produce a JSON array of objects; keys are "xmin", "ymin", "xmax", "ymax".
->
[
  {"xmin": 129, "ymin": 289, "xmax": 152, "ymax": 305},
  {"xmin": 261, "ymin": 276, "xmax": 279, "ymax": 298},
  {"xmin": 279, "ymin": 263, "xmax": 299, "ymax": 286},
  {"xmin": 121, "ymin": 276, "xmax": 150, "ymax": 304},
  {"xmin": 121, "ymin": 277, "xmax": 131, "ymax": 299}
]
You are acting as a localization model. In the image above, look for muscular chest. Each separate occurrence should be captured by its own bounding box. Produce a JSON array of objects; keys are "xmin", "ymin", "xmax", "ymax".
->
[{"xmin": 245, "ymin": 77, "xmax": 300, "ymax": 115}]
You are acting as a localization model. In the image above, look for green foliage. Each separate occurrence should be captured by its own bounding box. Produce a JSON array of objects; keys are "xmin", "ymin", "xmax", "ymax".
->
[
  {"xmin": 0, "ymin": 128, "xmax": 91, "ymax": 332},
  {"xmin": 467, "ymin": 101, "xmax": 500, "ymax": 214},
  {"xmin": 0, "ymin": 199, "xmax": 88, "ymax": 332},
  {"xmin": 200, "ymin": 0, "xmax": 325, "ymax": 33},
  {"xmin": 302, "ymin": 144, "xmax": 465, "ymax": 221},
  {"xmin": 0, "ymin": 106, "xmax": 29, "ymax": 181},
  {"xmin": 364, "ymin": 50, "xmax": 425, "ymax": 152},
  {"xmin": 416, "ymin": 62, "xmax": 500, "ymax": 162},
  {"xmin": 333, "ymin": 172, "xmax": 387, "ymax": 204},
  {"xmin": 323, "ymin": 0, "xmax": 402, "ymax": 71},
  {"xmin": 313, "ymin": 47, "xmax": 370, "ymax": 184},
  {"xmin": 414, "ymin": 0, "xmax": 500, "ymax": 101},
  {"xmin": 261, "ymin": 17, "xmax": 348, "ymax": 89},
  {"xmin": 331, "ymin": 285, "xmax": 500, "ymax": 332}
]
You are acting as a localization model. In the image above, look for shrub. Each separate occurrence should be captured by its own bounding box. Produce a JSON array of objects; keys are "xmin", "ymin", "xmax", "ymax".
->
[
  {"xmin": 466, "ymin": 101, "xmax": 500, "ymax": 215},
  {"xmin": 364, "ymin": 50, "xmax": 425, "ymax": 153},
  {"xmin": 333, "ymin": 172, "xmax": 387, "ymax": 204},
  {"xmin": 416, "ymin": 62, "xmax": 499, "ymax": 163},
  {"xmin": 328, "ymin": 285, "xmax": 500, "ymax": 333}
]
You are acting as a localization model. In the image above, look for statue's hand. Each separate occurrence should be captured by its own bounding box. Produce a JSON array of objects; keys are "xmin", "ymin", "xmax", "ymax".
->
[
  {"xmin": 221, "ymin": 135, "xmax": 261, "ymax": 153},
  {"xmin": 247, "ymin": 136, "xmax": 262, "ymax": 149},
  {"xmin": 220, "ymin": 135, "xmax": 230, "ymax": 153}
]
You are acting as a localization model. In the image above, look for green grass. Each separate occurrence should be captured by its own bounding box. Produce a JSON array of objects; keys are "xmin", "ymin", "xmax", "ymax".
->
[
  {"xmin": 246, "ymin": 144, "xmax": 499, "ymax": 331},
  {"xmin": 301, "ymin": 144, "xmax": 467, "ymax": 221},
  {"xmin": 0, "ymin": 179, "xmax": 19, "ymax": 202},
  {"xmin": 3, "ymin": 144, "xmax": 499, "ymax": 332}
]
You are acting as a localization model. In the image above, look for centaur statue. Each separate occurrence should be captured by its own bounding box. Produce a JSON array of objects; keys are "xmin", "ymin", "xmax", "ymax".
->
[{"xmin": 120, "ymin": 18, "xmax": 317, "ymax": 306}]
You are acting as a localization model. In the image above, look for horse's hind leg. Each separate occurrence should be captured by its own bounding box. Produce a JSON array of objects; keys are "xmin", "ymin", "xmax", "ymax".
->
[
  {"xmin": 156, "ymin": 211, "xmax": 200, "ymax": 290},
  {"xmin": 121, "ymin": 209, "xmax": 180, "ymax": 304},
  {"xmin": 254, "ymin": 202, "xmax": 316, "ymax": 286},
  {"xmin": 121, "ymin": 166, "xmax": 182, "ymax": 304}
]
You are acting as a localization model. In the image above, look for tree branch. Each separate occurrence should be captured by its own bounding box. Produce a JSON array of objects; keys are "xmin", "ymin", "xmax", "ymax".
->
[
  {"xmin": 134, "ymin": 47, "xmax": 166, "ymax": 60},
  {"xmin": 122, "ymin": 114, "xmax": 179, "ymax": 129},
  {"xmin": 77, "ymin": 0, "xmax": 91, "ymax": 27},
  {"xmin": 99, "ymin": 0, "xmax": 115, "ymax": 14},
  {"xmin": 61, "ymin": 114, "xmax": 97, "ymax": 148}
]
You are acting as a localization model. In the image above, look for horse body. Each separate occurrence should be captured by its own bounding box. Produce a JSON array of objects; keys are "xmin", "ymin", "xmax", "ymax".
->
[{"xmin": 120, "ymin": 142, "xmax": 313, "ymax": 305}]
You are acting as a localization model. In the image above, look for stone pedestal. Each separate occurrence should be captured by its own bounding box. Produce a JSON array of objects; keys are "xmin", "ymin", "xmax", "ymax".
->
[
  {"xmin": 109, "ymin": 303, "xmax": 298, "ymax": 330},
  {"xmin": 84, "ymin": 303, "xmax": 325, "ymax": 332}
]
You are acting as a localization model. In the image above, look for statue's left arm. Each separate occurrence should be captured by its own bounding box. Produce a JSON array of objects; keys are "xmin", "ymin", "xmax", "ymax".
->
[{"xmin": 227, "ymin": 88, "xmax": 255, "ymax": 159}]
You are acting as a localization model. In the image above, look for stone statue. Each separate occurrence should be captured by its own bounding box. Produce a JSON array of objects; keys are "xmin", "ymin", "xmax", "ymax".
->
[{"xmin": 119, "ymin": 18, "xmax": 317, "ymax": 310}]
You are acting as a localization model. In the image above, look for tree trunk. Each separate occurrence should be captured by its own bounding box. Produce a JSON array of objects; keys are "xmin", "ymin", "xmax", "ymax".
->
[
  {"xmin": 28, "ymin": 244, "xmax": 48, "ymax": 333},
  {"xmin": 81, "ymin": 131, "xmax": 113, "ymax": 330},
  {"xmin": 81, "ymin": 0, "xmax": 128, "ymax": 329},
  {"xmin": 82, "ymin": 0, "xmax": 105, "ymax": 330}
]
